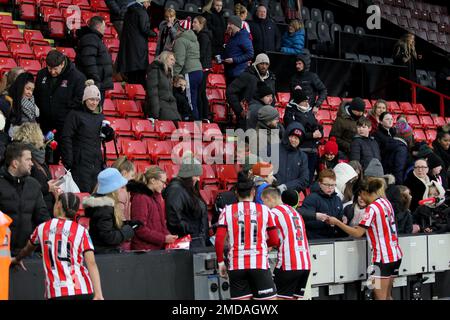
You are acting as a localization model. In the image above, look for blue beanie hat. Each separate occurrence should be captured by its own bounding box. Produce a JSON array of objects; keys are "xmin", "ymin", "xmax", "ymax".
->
[{"xmin": 97, "ymin": 168, "xmax": 128, "ymax": 195}]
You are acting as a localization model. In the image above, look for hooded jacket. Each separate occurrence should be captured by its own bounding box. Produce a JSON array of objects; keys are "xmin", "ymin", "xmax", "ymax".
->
[
  {"xmin": 248, "ymin": 13, "xmax": 281, "ymax": 55},
  {"xmin": 350, "ymin": 134, "xmax": 381, "ymax": 169},
  {"xmin": 333, "ymin": 162, "xmax": 357, "ymax": 201},
  {"xmin": 173, "ymin": 30, "xmax": 203, "ymax": 75},
  {"xmin": 0, "ymin": 167, "xmax": 50, "ymax": 255},
  {"xmin": 127, "ymin": 180, "xmax": 170, "ymax": 251},
  {"xmin": 226, "ymin": 65, "xmax": 276, "ymax": 117},
  {"xmin": 329, "ymin": 102, "xmax": 358, "ymax": 155},
  {"xmin": 223, "ymin": 28, "xmax": 254, "ymax": 79},
  {"xmin": 275, "ymin": 122, "xmax": 310, "ymax": 191},
  {"xmin": 281, "ymin": 29, "xmax": 305, "ymax": 55},
  {"xmin": 289, "ymin": 53, "xmax": 327, "ymax": 109},
  {"xmin": 204, "ymin": 7, "xmax": 226, "ymax": 56},
  {"xmin": 84, "ymin": 195, "xmax": 135, "ymax": 253},
  {"xmin": 75, "ymin": 26, "xmax": 113, "ymax": 91}
]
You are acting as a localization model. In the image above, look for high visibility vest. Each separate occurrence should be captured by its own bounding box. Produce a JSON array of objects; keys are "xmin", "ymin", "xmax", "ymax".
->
[{"xmin": 0, "ymin": 213, "xmax": 12, "ymax": 300}]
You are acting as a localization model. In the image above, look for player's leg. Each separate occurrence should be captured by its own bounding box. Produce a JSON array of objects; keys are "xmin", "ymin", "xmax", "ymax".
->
[
  {"xmin": 249, "ymin": 269, "xmax": 277, "ymax": 300},
  {"xmin": 273, "ymin": 268, "xmax": 296, "ymax": 300},
  {"xmin": 294, "ymin": 270, "xmax": 311, "ymax": 300}
]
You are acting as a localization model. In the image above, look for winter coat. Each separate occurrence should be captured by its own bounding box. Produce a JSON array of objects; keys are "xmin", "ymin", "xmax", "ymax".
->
[
  {"xmin": 61, "ymin": 105, "xmax": 104, "ymax": 193},
  {"xmin": 248, "ymin": 15, "xmax": 281, "ymax": 55},
  {"xmin": 173, "ymin": 30, "xmax": 203, "ymax": 75},
  {"xmin": 405, "ymin": 171, "xmax": 430, "ymax": 212},
  {"xmin": 289, "ymin": 53, "xmax": 327, "ymax": 108},
  {"xmin": 385, "ymin": 184, "xmax": 413, "ymax": 234},
  {"xmin": 367, "ymin": 112, "xmax": 379, "ymax": 134},
  {"xmin": 75, "ymin": 26, "xmax": 113, "ymax": 91},
  {"xmin": 128, "ymin": 180, "xmax": 170, "ymax": 250},
  {"xmin": 349, "ymin": 135, "xmax": 381, "ymax": 169},
  {"xmin": 105, "ymin": 0, "xmax": 134, "ymax": 22},
  {"xmin": 144, "ymin": 60, "xmax": 181, "ymax": 120},
  {"xmin": 413, "ymin": 205, "xmax": 450, "ymax": 233},
  {"xmin": 116, "ymin": 3, "xmax": 153, "ymax": 73},
  {"xmin": 246, "ymin": 98, "xmax": 265, "ymax": 130},
  {"xmin": 223, "ymin": 29, "xmax": 254, "ymax": 79},
  {"xmin": 84, "ymin": 195, "xmax": 134, "ymax": 253},
  {"xmin": 35, "ymin": 58, "xmax": 86, "ymax": 134},
  {"xmin": 196, "ymin": 28, "xmax": 213, "ymax": 69},
  {"xmin": 301, "ymin": 188, "xmax": 344, "ymax": 239},
  {"xmin": 163, "ymin": 178, "xmax": 209, "ymax": 248},
  {"xmin": 204, "ymin": 8, "xmax": 226, "ymax": 56},
  {"xmin": 373, "ymin": 124, "xmax": 397, "ymax": 158},
  {"xmin": 283, "ymin": 101, "xmax": 323, "ymax": 150},
  {"xmin": 173, "ymin": 87, "xmax": 192, "ymax": 120},
  {"xmin": 432, "ymin": 139, "xmax": 450, "ymax": 173},
  {"xmin": 226, "ymin": 65, "xmax": 276, "ymax": 117},
  {"xmin": 156, "ymin": 19, "xmax": 177, "ymax": 55},
  {"xmin": 0, "ymin": 167, "xmax": 50, "ymax": 255},
  {"xmin": 30, "ymin": 155, "xmax": 54, "ymax": 213},
  {"xmin": 329, "ymin": 104, "xmax": 358, "ymax": 155},
  {"xmin": 275, "ymin": 122, "xmax": 310, "ymax": 191},
  {"xmin": 383, "ymin": 137, "xmax": 409, "ymax": 185},
  {"xmin": 280, "ymin": 29, "xmax": 305, "ymax": 55}
]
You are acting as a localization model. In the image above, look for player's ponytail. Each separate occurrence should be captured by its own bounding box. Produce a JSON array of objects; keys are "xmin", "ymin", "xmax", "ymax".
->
[
  {"xmin": 360, "ymin": 178, "xmax": 384, "ymax": 195},
  {"xmin": 58, "ymin": 192, "xmax": 80, "ymax": 220}
]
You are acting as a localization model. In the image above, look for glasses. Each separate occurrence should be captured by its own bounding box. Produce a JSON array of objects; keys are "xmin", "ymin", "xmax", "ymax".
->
[
  {"xmin": 321, "ymin": 183, "xmax": 336, "ymax": 188},
  {"xmin": 414, "ymin": 166, "xmax": 428, "ymax": 169}
]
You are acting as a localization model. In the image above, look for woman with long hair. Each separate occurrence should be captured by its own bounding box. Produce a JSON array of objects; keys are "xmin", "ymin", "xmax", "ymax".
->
[
  {"xmin": 367, "ymin": 99, "xmax": 387, "ymax": 134},
  {"xmin": 393, "ymin": 33, "xmax": 422, "ymax": 83}
]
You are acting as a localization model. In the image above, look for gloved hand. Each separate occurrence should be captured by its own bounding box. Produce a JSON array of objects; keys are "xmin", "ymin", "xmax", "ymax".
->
[
  {"xmin": 124, "ymin": 220, "xmax": 143, "ymax": 229},
  {"xmin": 277, "ymin": 184, "xmax": 287, "ymax": 193}
]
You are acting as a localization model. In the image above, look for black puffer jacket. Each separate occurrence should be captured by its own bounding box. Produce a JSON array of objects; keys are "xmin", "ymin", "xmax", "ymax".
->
[
  {"xmin": 289, "ymin": 53, "xmax": 327, "ymax": 109},
  {"xmin": 0, "ymin": 167, "xmax": 50, "ymax": 255},
  {"xmin": 35, "ymin": 58, "xmax": 86, "ymax": 134},
  {"xmin": 84, "ymin": 195, "xmax": 134, "ymax": 254},
  {"xmin": 350, "ymin": 135, "xmax": 381, "ymax": 169},
  {"xmin": 226, "ymin": 65, "xmax": 276, "ymax": 117},
  {"xmin": 196, "ymin": 28, "xmax": 212, "ymax": 69},
  {"xmin": 163, "ymin": 178, "xmax": 209, "ymax": 248},
  {"xmin": 30, "ymin": 158, "xmax": 54, "ymax": 213},
  {"xmin": 75, "ymin": 26, "xmax": 113, "ymax": 91},
  {"xmin": 248, "ymin": 14, "xmax": 281, "ymax": 55},
  {"xmin": 204, "ymin": 7, "xmax": 226, "ymax": 57},
  {"xmin": 105, "ymin": 0, "xmax": 134, "ymax": 22},
  {"xmin": 61, "ymin": 105, "xmax": 104, "ymax": 193}
]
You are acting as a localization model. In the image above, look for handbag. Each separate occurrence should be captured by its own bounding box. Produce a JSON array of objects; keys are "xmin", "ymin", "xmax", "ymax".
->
[{"xmin": 58, "ymin": 170, "xmax": 81, "ymax": 193}]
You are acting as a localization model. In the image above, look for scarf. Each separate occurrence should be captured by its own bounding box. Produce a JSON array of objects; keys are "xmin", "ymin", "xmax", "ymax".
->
[
  {"xmin": 350, "ymin": 204, "xmax": 367, "ymax": 227},
  {"xmin": 21, "ymin": 96, "xmax": 39, "ymax": 122},
  {"xmin": 31, "ymin": 147, "xmax": 46, "ymax": 165},
  {"xmin": 253, "ymin": 65, "xmax": 270, "ymax": 82}
]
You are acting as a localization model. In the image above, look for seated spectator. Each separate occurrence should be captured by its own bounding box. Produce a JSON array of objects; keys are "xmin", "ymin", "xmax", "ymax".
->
[
  {"xmin": 84, "ymin": 168, "xmax": 138, "ymax": 254},
  {"xmin": 374, "ymin": 112, "xmax": 396, "ymax": 159},
  {"xmin": 343, "ymin": 190, "xmax": 368, "ymax": 227},
  {"xmin": 204, "ymin": 0, "xmax": 226, "ymax": 57},
  {"xmin": 426, "ymin": 151, "xmax": 447, "ymax": 189},
  {"xmin": 246, "ymin": 82, "xmax": 274, "ymax": 129},
  {"xmin": 367, "ymin": 99, "xmax": 387, "ymax": 134},
  {"xmin": 350, "ymin": 116, "xmax": 381, "ymax": 170},
  {"xmin": 318, "ymin": 137, "xmax": 346, "ymax": 172},
  {"xmin": 333, "ymin": 162, "xmax": 358, "ymax": 206},
  {"xmin": 128, "ymin": 166, "xmax": 178, "ymax": 251},
  {"xmin": 275, "ymin": 122, "xmax": 309, "ymax": 193},
  {"xmin": 413, "ymin": 181, "xmax": 449, "ymax": 234},
  {"xmin": 256, "ymin": 105, "xmax": 284, "ymax": 160},
  {"xmin": 249, "ymin": 4, "xmax": 281, "ymax": 55},
  {"xmin": 173, "ymin": 75, "xmax": 193, "ymax": 121},
  {"xmin": 386, "ymin": 185, "xmax": 415, "ymax": 234},
  {"xmin": 280, "ymin": 20, "xmax": 305, "ymax": 55},
  {"xmin": 156, "ymin": 8, "xmax": 178, "ymax": 55},
  {"xmin": 330, "ymin": 97, "xmax": 365, "ymax": 155},
  {"xmin": 405, "ymin": 159, "xmax": 431, "ymax": 212},
  {"xmin": 144, "ymin": 51, "xmax": 181, "ymax": 121},
  {"xmin": 432, "ymin": 129, "xmax": 450, "ymax": 183},
  {"xmin": 252, "ymin": 162, "xmax": 276, "ymax": 204},
  {"xmin": 301, "ymin": 169, "xmax": 344, "ymax": 239}
]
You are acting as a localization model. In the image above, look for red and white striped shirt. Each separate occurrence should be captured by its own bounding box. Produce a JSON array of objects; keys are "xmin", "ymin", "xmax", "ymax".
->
[
  {"xmin": 359, "ymin": 198, "xmax": 403, "ymax": 264},
  {"xmin": 271, "ymin": 205, "xmax": 311, "ymax": 271},
  {"xmin": 30, "ymin": 218, "xmax": 94, "ymax": 299},
  {"xmin": 218, "ymin": 201, "xmax": 276, "ymax": 271}
]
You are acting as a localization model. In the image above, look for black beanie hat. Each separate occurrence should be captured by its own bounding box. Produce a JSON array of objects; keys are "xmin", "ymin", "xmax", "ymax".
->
[
  {"xmin": 349, "ymin": 97, "xmax": 365, "ymax": 113},
  {"xmin": 426, "ymin": 152, "xmax": 444, "ymax": 170},
  {"xmin": 292, "ymin": 88, "xmax": 309, "ymax": 104},
  {"xmin": 255, "ymin": 82, "xmax": 273, "ymax": 100},
  {"xmin": 281, "ymin": 189, "xmax": 299, "ymax": 208}
]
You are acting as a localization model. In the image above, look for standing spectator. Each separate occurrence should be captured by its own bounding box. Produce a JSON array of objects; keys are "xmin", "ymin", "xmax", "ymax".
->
[
  {"xmin": 156, "ymin": 8, "xmax": 178, "ymax": 56},
  {"xmin": 11, "ymin": 192, "xmax": 104, "ymax": 300},
  {"xmin": 204, "ymin": 0, "xmax": 226, "ymax": 57},
  {"xmin": 256, "ymin": 105, "xmax": 284, "ymax": 160},
  {"xmin": 249, "ymin": 4, "xmax": 281, "ymax": 55},
  {"xmin": 330, "ymin": 97, "xmax": 365, "ymax": 156},
  {"xmin": 227, "ymin": 53, "xmax": 275, "ymax": 129},
  {"xmin": 405, "ymin": 159, "xmax": 431, "ymax": 212},
  {"xmin": 163, "ymin": 156, "xmax": 209, "ymax": 249},
  {"xmin": 283, "ymin": 89, "xmax": 322, "ymax": 182},
  {"xmin": 84, "ymin": 168, "xmax": 138, "ymax": 254},
  {"xmin": 215, "ymin": 172, "xmax": 279, "ymax": 300},
  {"xmin": 128, "ymin": 166, "xmax": 178, "ymax": 250},
  {"xmin": 235, "ymin": 3, "xmax": 252, "ymax": 39},
  {"xmin": 35, "ymin": 50, "xmax": 86, "ymax": 164},
  {"xmin": 173, "ymin": 18, "xmax": 204, "ymax": 121},
  {"xmin": 432, "ymin": 129, "xmax": 450, "ymax": 182},
  {"xmin": 246, "ymin": 82, "xmax": 274, "ymax": 130},
  {"xmin": 281, "ymin": 0, "xmax": 302, "ymax": 21},
  {"xmin": 280, "ymin": 20, "xmax": 305, "ymax": 55},
  {"xmin": 12, "ymin": 123, "xmax": 60, "ymax": 213},
  {"xmin": 367, "ymin": 99, "xmax": 387, "ymax": 134},
  {"xmin": 222, "ymin": 15, "xmax": 254, "ymax": 84},
  {"xmin": 116, "ymin": 0, "xmax": 156, "ymax": 86},
  {"xmin": 350, "ymin": 116, "xmax": 381, "ymax": 170},
  {"xmin": 374, "ymin": 112, "xmax": 396, "ymax": 157},
  {"xmin": 144, "ymin": 51, "xmax": 181, "ymax": 120},
  {"xmin": 275, "ymin": 122, "xmax": 309, "ymax": 193},
  {"xmin": 289, "ymin": 53, "xmax": 327, "ymax": 114},
  {"xmin": 0, "ymin": 143, "xmax": 50, "ymax": 255},
  {"xmin": 105, "ymin": 0, "xmax": 135, "ymax": 36},
  {"xmin": 61, "ymin": 80, "xmax": 106, "ymax": 193},
  {"xmin": 172, "ymin": 75, "xmax": 193, "ymax": 121},
  {"xmin": 393, "ymin": 33, "xmax": 421, "ymax": 81},
  {"xmin": 0, "ymin": 67, "xmax": 24, "ymax": 132},
  {"xmin": 75, "ymin": 16, "xmax": 113, "ymax": 103},
  {"xmin": 192, "ymin": 15, "xmax": 213, "ymax": 120}
]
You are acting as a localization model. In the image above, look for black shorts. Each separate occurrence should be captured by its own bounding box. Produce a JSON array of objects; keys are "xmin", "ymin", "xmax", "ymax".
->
[
  {"xmin": 274, "ymin": 268, "xmax": 310, "ymax": 299},
  {"xmin": 49, "ymin": 293, "xmax": 94, "ymax": 300},
  {"xmin": 228, "ymin": 269, "xmax": 277, "ymax": 300},
  {"xmin": 371, "ymin": 259, "xmax": 402, "ymax": 278}
]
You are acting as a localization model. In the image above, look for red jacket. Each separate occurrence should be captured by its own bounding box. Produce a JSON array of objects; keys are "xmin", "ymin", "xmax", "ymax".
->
[{"xmin": 128, "ymin": 181, "xmax": 169, "ymax": 250}]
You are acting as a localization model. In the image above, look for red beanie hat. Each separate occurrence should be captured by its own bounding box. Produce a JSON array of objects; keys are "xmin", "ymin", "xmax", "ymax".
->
[{"xmin": 324, "ymin": 137, "xmax": 338, "ymax": 156}]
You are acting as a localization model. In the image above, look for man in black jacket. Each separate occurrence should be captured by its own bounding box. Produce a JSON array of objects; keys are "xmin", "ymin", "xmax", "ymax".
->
[
  {"xmin": 0, "ymin": 143, "xmax": 50, "ymax": 255},
  {"xmin": 248, "ymin": 4, "xmax": 281, "ymax": 56},
  {"xmin": 35, "ymin": 50, "xmax": 86, "ymax": 164},
  {"xmin": 105, "ymin": 0, "xmax": 135, "ymax": 36},
  {"xmin": 289, "ymin": 53, "xmax": 328, "ymax": 114},
  {"xmin": 76, "ymin": 16, "xmax": 113, "ymax": 103}
]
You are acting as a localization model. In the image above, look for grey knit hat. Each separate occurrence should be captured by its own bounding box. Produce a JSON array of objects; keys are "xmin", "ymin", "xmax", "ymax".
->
[
  {"xmin": 257, "ymin": 105, "xmax": 279, "ymax": 123},
  {"xmin": 228, "ymin": 15, "xmax": 242, "ymax": 29},
  {"xmin": 177, "ymin": 156, "xmax": 203, "ymax": 178},
  {"xmin": 364, "ymin": 159, "xmax": 384, "ymax": 177}
]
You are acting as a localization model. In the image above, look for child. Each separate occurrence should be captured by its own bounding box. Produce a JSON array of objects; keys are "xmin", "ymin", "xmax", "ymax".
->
[
  {"xmin": 252, "ymin": 162, "xmax": 276, "ymax": 204},
  {"xmin": 318, "ymin": 137, "xmax": 346, "ymax": 172},
  {"xmin": 173, "ymin": 75, "xmax": 193, "ymax": 121},
  {"xmin": 343, "ymin": 191, "xmax": 368, "ymax": 227},
  {"xmin": 350, "ymin": 116, "xmax": 381, "ymax": 170},
  {"xmin": 11, "ymin": 193, "xmax": 104, "ymax": 300}
]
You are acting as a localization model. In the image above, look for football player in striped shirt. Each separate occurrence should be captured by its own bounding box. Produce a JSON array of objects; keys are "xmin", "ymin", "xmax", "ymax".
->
[
  {"xmin": 11, "ymin": 193, "xmax": 104, "ymax": 300},
  {"xmin": 215, "ymin": 172, "xmax": 280, "ymax": 300},
  {"xmin": 325, "ymin": 178, "xmax": 403, "ymax": 300},
  {"xmin": 261, "ymin": 187, "xmax": 311, "ymax": 300}
]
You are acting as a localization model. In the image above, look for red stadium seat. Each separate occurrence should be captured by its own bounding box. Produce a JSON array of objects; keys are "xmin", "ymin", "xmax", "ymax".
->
[
  {"xmin": 125, "ymin": 83, "xmax": 145, "ymax": 100},
  {"xmin": 387, "ymin": 101, "xmax": 401, "ymax": 113},
  {"xmin": 330, "ymin": 110, "xmax": 337, "ymax": 120},
  {"xmin": 130, "ymin": 119, "xmax": 159, "ymax": 139},
  {"xmin": 327, "ymin": 96, "xmax": 341, "ymax": 107},
  {"xmin": 276, "ymin": 92, "xmax": 290, "ymax": 107},
  {"xmin": 54, "ymin": 0, "xmax": 72, "ymax": 8},
  {"xmin": 0, "ymin": 58, "xmax": 17, "ymax": 73},
  {"xmin": 40, "ymin": 7, "xmax": 63, "ymax": 23},
  {"xmin": 1, "ymin": 28, "xmax": 24, "ymax": 44},
  {"xmin": 201, "ymin": 164, "xmax": 219, "ymax": 187},
  {"xmin": 159, "ymin": 162, "xmax": 179, "ymax": 181},
  {"xmin": 433, "ymin": 116, "xmax": 446, "ymax": 127},
  {"xmin": 207, "ymin": 73, "xmax": 226, "ymax": 89},
  {"xmin": 201, "ymin": 122, "xmax": 222, "ymax": 140},
  {"xmin": 32, "ymin": 45, "xmax": 52, "ymax": 60},
  {"xmin": 10, "ymin": 43, "xmax": 34, "ymax": 59},
  {"xmin": 414, "ymin": 129, "xmax": 426, "ymax": 142},
  {"xmin": 106, "ymin": 117, "xmax": 133, "ymax": 137},
  {"xmin": 406, "ymin": 115, "xmax": 421, "ymax": 128},
  {"xmin": 0, "ymin": 15, "xmax": 14, "ymax": 27},
  {"xmin": 134, "ymin": 161, "xmax": 152, "ymax": 173},
  {"xmin": 316, "ymin": 109, "xmax": 332, "ymax": 124},
  {"xmin": 121, "ymin": 140, "xmax": 149, "ymax": 160},
  {"xmin": 277, "ymin": 108, "xmax": 285, "ymax": 123},
  {"xmin": 48, "ymin": 20, "xmax": 66, "ymax": 38},
  {"xmin": 154, "ymin": 120, "xmax": 176, "ymax": 139},
  {"xmin": 0, "ymin": 41, "xmax": 10, "ymax": 57},
  {"xmin": 211, "ymin": 62, "xmax": 224, "ymax": 74},
  {"xmin": 102, "ymin": 98, "xmax": 118, "ymax": 117},
  {"xmin": 147, "ymin": 140, "xmax": 174, "ymax": 163},
  {"xmin": 199, "ymin": 189, "xmax": 215, "ymax": 211},
  {"xmin": 171, "ymin": 141, "xmax": 203, "ymax": 162},
  {"xmin": 216, "ymin": 164, "xmax": 238, "ymax": 189},
  {"xmin": 49, "ymin": 164, "xmax": 66, "ymax": 179},
  {"xmin": 399, "ymin": 102, "xmax": 415, "ymax": 114},
  {"xmin": 323, "ymin": 124, "xmax": 332, "ymax": 138},
  {"xmin": 102, "ymin": 139, "xmax": 121, "ymax": 160},
  {"xmin": 91, "ymin": 0, "xmax": 109, "ymax": 12},
  {"xmin": 20, "ymin": 3, "xmax": 37, "ymax": 21},
  {"xmin": 206, "ymin": 88, "xmax": 225, "ymax": 101},
  {"xmin": 105, "ymin": 82, "xmax": 126, "ymax": 98},
  {"xmin": 148, "ymin": 41, "xmax": 156, "ymax": 54},
  {"xmin": 104, "ymin": 38, "xmax": 120, "ymax": 53},
  {"xmin": 419, "ymin": 115, "xmax": 435, "ymax": 128},
  {"xmin": 72, "ymin": 0, "xmax": 90, "ymax": 10},
  {"xmin": 19, "ymin": 59, "xmax": 42, "ymax": 75},
  {"xmin": 56, "ymin": 47, "xmax": 76, "ymax": 61},
  {"xmin": 114, "ymin": 99, "xmax": 143, "ymax": 118},
  {"xmin": 23, "ymin": 30, "xmax": 48, "ymax": 46},
  {"xmin": 177, "ymin": 121, "xmax": 196, "ymax": 138},
  {"xmin": 210, "ymin": 103, "xmax": 228, "ymax": 123},
  {"xmin": 413, "ymin": 103, "xmax": 429, "ymax": 115},
  {"xmin": 97, "ymin": 11, "xmax": 110, "ymax": 24},
  {"xmin": 425, "ymin": 130, "xmax": 437, "ymax": 143},
  {"xmin": 74, "ymin": 192, "xmax": 91, "ymax": 216}
]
